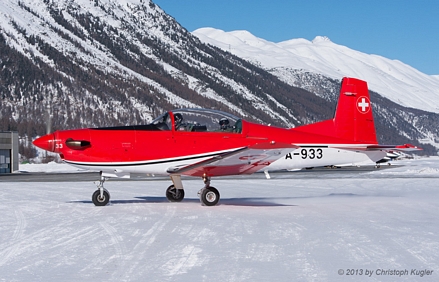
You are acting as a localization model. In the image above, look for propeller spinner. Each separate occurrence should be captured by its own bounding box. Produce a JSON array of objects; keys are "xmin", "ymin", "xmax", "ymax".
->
[{"xmin": 33, "ymin": 133, "xmax": 56, "ymax": 152}]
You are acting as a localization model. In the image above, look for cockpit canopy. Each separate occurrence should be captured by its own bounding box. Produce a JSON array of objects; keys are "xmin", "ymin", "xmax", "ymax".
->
[{"xmin": 151, "ymin": 108, "xmax": 242, "ymax": 133}]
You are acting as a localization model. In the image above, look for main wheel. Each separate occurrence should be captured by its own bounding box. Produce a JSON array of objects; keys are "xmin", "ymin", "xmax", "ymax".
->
[
  {"xmin": 166, "ymin": 185, "xmax": 185, "ymax": 202},
  {"xmin": 200, "ymin": 187, "xmax": 220, "ymax": 206},
  {"xmin": 92, "ymin": 189, "xmax": 110, "ymax": 206}
]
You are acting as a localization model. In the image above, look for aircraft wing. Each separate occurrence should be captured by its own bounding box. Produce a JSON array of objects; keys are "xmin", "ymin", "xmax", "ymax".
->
[
  {"xmin": 331, "ymin": 143, "xmax": 422, "ymax": 152},
  {"xmin": 167, "ymin": 142, "xmax": 298, "ymax": 177}
]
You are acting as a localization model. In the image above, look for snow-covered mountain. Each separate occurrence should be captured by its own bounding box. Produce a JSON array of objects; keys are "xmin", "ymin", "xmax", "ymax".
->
[
  {"xmin": 0, "ymin": 0, "xmax": 438, "ymax": 157},
  {"xmin": 193, "ymin": 28, "xmax": 439, "ymax": 114},
  {"xmin": 1, "ymin": 0, "xmax": 328, "ymax": 135}
]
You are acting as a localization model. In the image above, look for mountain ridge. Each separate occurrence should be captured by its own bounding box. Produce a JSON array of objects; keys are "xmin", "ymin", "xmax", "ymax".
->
[{"xmin": 193, "ymin": 27, "xmax": 439, "ymax": 114}]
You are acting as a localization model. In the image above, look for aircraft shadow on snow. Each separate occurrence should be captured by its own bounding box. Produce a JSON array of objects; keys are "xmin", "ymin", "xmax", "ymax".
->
[
  {"xmin": 67, "ymin": 192, "xmax": 393, "ymax": 207},
  {"xmin": 68, "ymin": 196, "xmax": 296, "ymax": 207}
]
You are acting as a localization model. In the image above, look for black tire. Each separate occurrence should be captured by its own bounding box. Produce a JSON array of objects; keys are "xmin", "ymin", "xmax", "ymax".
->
[
  {"xmin": 166, "ymin": 185, "xmax": 185, "ymax": 202},
  {"xmin": 92, "ymin": 189, "xmax": 110, "ymax": 206},
  {"xmin": 200, "ymin": 187, "xmax": 220, "ymax": 206}
]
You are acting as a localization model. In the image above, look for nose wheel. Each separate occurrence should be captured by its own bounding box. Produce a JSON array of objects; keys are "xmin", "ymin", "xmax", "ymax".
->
[
  {"xmin": 92, "ymin": 173, "xmax": 110, "ymax": 206},
  {"xmin": 92, "ymin": 189, "xmax": 110, "ymax": 206}
]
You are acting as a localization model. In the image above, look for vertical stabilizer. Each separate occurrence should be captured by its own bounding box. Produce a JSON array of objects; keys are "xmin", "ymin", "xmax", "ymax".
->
[
  {"xmin": 334, "ymin": 77, "xmax": 377, "ymax": 143},
  {"xmin": 294, "ymin": 77, "xmax": 378, "ymax": 144}
]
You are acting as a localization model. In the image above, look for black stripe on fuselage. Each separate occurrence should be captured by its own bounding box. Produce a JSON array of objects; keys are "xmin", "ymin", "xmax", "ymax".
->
[
  {"xmin": 63, "ymin": 151, "xmax": 229, "ymax": 167},
  {"xmin": 90, "ymin": 124, "xmax": 162, "ymax": 131}
]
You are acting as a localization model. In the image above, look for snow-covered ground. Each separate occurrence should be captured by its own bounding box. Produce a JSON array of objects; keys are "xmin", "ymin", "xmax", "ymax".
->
[{"xmin": 1, "ymin": 158, "xmax": 438, "ymax": 281}]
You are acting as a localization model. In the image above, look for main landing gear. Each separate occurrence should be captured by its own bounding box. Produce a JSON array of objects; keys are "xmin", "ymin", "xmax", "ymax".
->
[
  {"xmin": 165, "ymin": 174, "xmax": 221, "ymax": 206},
  {"xmin": 165, "ymin": 185, "xmax": 185, "ymax": 202},
  {"xmin": 198, "ymin": 176, "xmax": 220, "ymax": 206}
]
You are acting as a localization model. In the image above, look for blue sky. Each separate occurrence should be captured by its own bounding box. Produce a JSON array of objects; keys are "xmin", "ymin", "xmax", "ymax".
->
[{"xmin": 153, "ymin": 0, "xmax": 439, "ymax": 75}]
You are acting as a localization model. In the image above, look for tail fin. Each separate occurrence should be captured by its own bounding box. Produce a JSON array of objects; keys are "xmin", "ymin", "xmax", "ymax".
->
[{"xmin": 295, "ymin": 77, "xmax": 378, "ymax": 144}]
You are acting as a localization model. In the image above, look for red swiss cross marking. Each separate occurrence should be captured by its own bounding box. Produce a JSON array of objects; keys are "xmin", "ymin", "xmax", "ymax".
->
[{"xmin": 356, "ymin": 96, "xmax": 370, "ymax": 114}]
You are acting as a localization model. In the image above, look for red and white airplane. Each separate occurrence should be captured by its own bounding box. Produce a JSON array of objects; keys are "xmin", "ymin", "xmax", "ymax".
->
[{"xmin": 33, "ymin": 77, "xmax": 420, "ymax": 206}]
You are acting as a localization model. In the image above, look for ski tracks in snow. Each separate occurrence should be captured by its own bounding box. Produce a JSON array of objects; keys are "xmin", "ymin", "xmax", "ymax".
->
[
  {"xmin": 116, "ymin": 205, "xmax": 179, "ymax": 281},
  {"xmin": 0, "ymin": 208, "xmax": 27, "ymax": 267}
]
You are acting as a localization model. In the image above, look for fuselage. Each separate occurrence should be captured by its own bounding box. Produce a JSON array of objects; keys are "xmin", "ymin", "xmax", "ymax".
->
[{"xmin": 34, "ymin": 111, "xmax": 381, "ymax": 177}]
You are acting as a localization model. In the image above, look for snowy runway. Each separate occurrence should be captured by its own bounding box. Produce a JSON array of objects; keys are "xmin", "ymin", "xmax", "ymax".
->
[{"xmin": 1, "ymin": 159, "xmax": 438, "ymax": 281}]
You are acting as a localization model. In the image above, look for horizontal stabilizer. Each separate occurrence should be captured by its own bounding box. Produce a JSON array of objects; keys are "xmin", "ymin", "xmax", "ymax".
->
[
  {"xmin": 366, "ymin": 143, "xmax": 422, "ymax": 152},
  {"xmin": 330, "ymin": 143, "xmax": 422, "ymax": 152}
]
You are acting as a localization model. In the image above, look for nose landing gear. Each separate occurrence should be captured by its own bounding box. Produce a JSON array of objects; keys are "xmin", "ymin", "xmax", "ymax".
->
[{"xmin": 92, "ymin": 173, "xmax": 110, "ymax": 206}]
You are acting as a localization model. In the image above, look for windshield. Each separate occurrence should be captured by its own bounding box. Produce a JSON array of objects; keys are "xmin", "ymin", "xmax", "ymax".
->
[
  {"xmin": 150, "ymin": 112, "xmax": 172, "ymax": 130},
  {"xmin": 151, "ymin": 108, "xmax": 242, "ymax": 133}
]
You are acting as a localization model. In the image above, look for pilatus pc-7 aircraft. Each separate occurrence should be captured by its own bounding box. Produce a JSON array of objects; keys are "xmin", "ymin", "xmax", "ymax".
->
[{"xmin": 33, "ymin": 77, "xmax": 420, "ymax": 206}]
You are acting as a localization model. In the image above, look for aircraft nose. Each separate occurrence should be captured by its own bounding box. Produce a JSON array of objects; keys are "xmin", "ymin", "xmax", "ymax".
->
[{"xmin": 33, "ymin": 133, "xmax": 56, "ymax": 152}]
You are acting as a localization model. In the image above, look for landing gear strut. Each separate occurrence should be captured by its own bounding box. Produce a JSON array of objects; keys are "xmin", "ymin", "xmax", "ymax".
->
[
  {"xmin": 92, "ymin": 173, "xmax": 110, "ymax": 206},
  {"xmin": 198, "ymin": 175, "xmax": 220, "ymax": 206}
]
